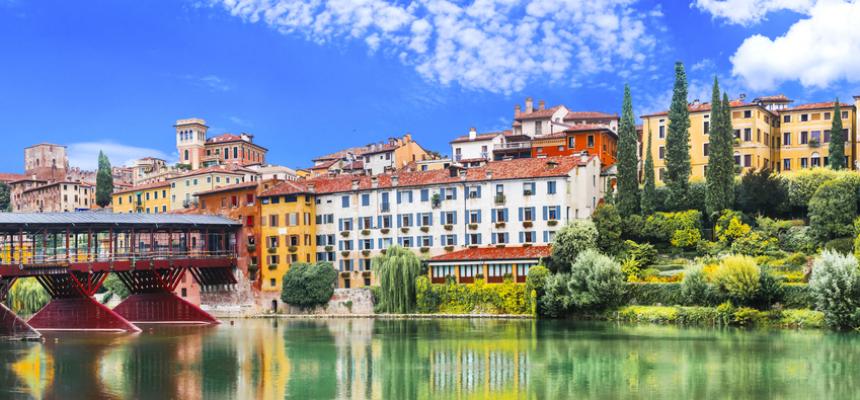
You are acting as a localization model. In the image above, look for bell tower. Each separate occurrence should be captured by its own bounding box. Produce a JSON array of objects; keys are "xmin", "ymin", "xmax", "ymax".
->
[{"xmin": 175, "ymin": 118, "xmax": 208, "ymax": 170}]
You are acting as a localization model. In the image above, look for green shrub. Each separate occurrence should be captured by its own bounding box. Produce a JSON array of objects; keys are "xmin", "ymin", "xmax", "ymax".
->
[
  {"xmin": 809, "ymin": 178, "xmax": 857, "ymax": 242},
  {"xmin": 731, "ymin": 307, "xmax": 764, "ymax": 326},
  {"xmin": 671, "ymin": 227, "xmax": 701, "ymax": 249},
  {"xmin": 809, "ymin": 250, "xmax": 860, "ymax": 329},
  {"xmin": 735, "ymin": 168, "xmax": 789, "ymax": 217},
  {"xmin": 626, "ymin": 282, "xmax": 682, "ymax": 305},
  {"xmin": 730, "ymin": 231, "xmax": 779, "ymax": 256},
  {"xmin": 715, "ymin": 210, "xmax": 749, "ymax": 244},
  {"xmin": 779, "ymin": 226, "xmax": 816, "ymax": 253},
  {"xmin": 755, "ymin": 216, "xmax": 802, "ymax": 239},
  {"xmin": 713, "ymin": 255, "xmax": 761, "ymax": 304},
  {"xmin": 550, "ymin": 220, "xmax": 598, "ymax": 272},
  {"xmin": 566, "ymin": 249, "xmax": 626, "ymax": 311},
  {"xmin": 780, "ymin": 309, "xmax": 825, "ymax": 328},
  {"xmin": 525, "ymin": 265, "xmax": 550, "ymax": 315},
  {"xmin": 782, "ymin": 284, "xmax": 813, "ymax": 308},
  {"xmin": 824, "ymin": 237, "xmax": 854, "ymax": 255},
  {"xmin": 621, "ymin": 214, "xmax": 645, "ymax": 241},
  {"xmin": 592, "ymin": 204, "xmax": 623, "ymax": 255},
  {"xmin": 415, "ymin": 278, "xmax": 529, "ymax": 315},
  {"xmin": 751, "ymin": 267, "xmax": 784, "ymax": 310},
  {"xmin": 621, "ymin": 240, "xmax": 657, "ymax": 267},
  {"xmin": 103, "ymin": 273, "xmax": 130, "ymax": 301},
  {"xmin": 643, "ymin": 210, "xmax": 702, "ymax": 243},
  {"xmin": 785, "ymin": 168, "xmax": 839, "ymax": 208},
  {"xmin": 620, "ymin": 257, "xmax": 641, "ymax": 281},
  {"xmin": 280, "ymin": 262, "xmax": 338, "ymax": 309},
  {"xmin": 540, "ymin": 273, "xmax": 571, "ymax": 317},
  {"xmin": 680, "ymin": 264, "xmax": 719, "ymax": 306}
]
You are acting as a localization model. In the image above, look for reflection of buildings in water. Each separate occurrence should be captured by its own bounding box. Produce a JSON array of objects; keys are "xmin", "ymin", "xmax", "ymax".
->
[
  {"xmin": 174, "ymin": 331, "xmax": 203, "ymax": 400},
  {"xmin": 232, "ymin": 319, "xmax": 290, "ymax": 400},
  {"xmin": 328, "ymin": 319, "xmax": 378, "ymax": 400},
  {"xmin": 11, "ymin": 345, "xmax": 53, "ymax": 400},
  {"xmin": 430, "ymin": 345, "xmax": 528, "ymax": 397}
]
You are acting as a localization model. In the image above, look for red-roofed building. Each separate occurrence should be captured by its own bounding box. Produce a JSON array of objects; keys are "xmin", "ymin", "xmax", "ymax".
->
[
  {"xmin": 530, "ymin": 124, "xmax": 618, "ymax": 166},
  {"xmin": 257, "ymin": 155, "xmax": 604, "ymax": 290},
  {"xmin": 427, "ymin": 245, "xmax": 550, "ymax": 284},
  {"xmin": 175, "ymin": 118, "xmax": 267, "ymax": 170},
  {"xmin": 310, "ymin": 133, "xmax": 435, "ymax": 176}
]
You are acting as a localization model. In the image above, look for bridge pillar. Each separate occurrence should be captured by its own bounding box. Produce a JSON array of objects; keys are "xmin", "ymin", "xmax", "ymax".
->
[
  {"xmin": 0, "ymin": 277, "xmax": 40, "ymax": 339},
  {"xmin": 27, "ymin": 272, "xmax": 140, "ymax": 333},
  {"xmin": 112, "ymin": 268, "xmax": 223, "ymax": 325}
]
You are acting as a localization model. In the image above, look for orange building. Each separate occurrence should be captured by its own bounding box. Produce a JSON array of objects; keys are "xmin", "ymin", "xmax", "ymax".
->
[
  {"xmin": 175, "ymin": 179, "xmax": 280, "ymax": 305},
  {"xmin": 530, "ymin": 125, "xmax": 618, "ymax": 166}
]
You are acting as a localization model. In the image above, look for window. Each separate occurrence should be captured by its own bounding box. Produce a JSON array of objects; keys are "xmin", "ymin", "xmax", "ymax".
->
[
  {"xmin": 824, "ymin": 112, "xmax": 831, "ymax": 120},
  {"xmin": 811, "ymin": 153, "xmax": 821, "ymax": 167},
  {"xmin": 419, "ymin": 235, "xmax": 432, "ymax": 247},
  {"xmin": 545, "ymin": 206, "xmax": 560, "ymax": 220},
  {"xmin": 397, "ymin": 190, "xmax": 413, "ymax": 203},
  {"xmin": 783, "ymin": 132, "xmax": 791, "ymax": 146},
  {"xmin": 466, "ymin": 233, "xmax": 481, "ymax": 245},
  {"xmin": 443, "ymin": 187, "xmax": 457, "ymax": 200},
  {"xmin": 783, "ymin": 158, "xmax": 791, "ymax": 171},
  {"xmin": 493, "ymin": 208, "xmax": 508, "ymax": 223},
  {"xmin": 358, "ymin": 216, "xmax": 373, "ymax": 230},
  {"xmin": 743, "ymin": 128, "xmax": 752, "ymax": 141},
  {"xmin": 398, "ymin": 213, "xmax": 413, "ymax": 227},
  {"xmin": 547, "ymin": 181, "xmax": 557, "ymax": 194},
  {"xmin": 522, "ymin": 182, "xmax": 535, "ymax": 196},
  {"xmin": 340, "ymin": 218, "xmax": 354, "ymax": 231},
  {"xmin": 520, "ymin": 231, "xmax": 536, "ymax": 243},
  {"xmin": 520, "ymin": 207, "xmax": 535, "ymax": 221},
  {"xmin": 658, "ymin": 124, "xmax": 665, "ymax": 139},
  {"xmin": 398, "ymin": 236, "xmax": 414, "ymax": 248},
  {"xmin": 466, "ymin": 186, "xmax": 481, "ymax": 199},
  {"xmin": 419, "ymin": 212, "xmax": 432, "ymax": 226},
  {"xmin": 361, "ymin": 193, "xmax": 370, "ymax": 206},
  {"xmin": 359, "ymin": 239, "xmax": 374, "ymax": 250},
  {"xmin": 441, "ymin": 235, "xmax": 457, "ymax": 246},
  {"xmin": 703, "ymin": 143, "xmax": 709, "ymax": 157},
  {"xmin": 800, "ymin": 131, "xmax": 808, "ymax": 144},
  {"xmin": 783, "ymin": 115, "xmax": 791, "ymax": 123},
  {"xmin": 493, "ymin": 232, "xmax": 509, "ymax": 244},
  {"xmin": 379, "ymin": 215, "xmax": 392, "ymax": 229},
  {"xmin": 468, "ymin": 210, "xmax": 481, "ymax": 224},
  {"xmin": 744, "ymin": 154, "xmax": 752, "ymax": 167},
  {"xmin": 341, "ymin": 195, "xmax": 350, "ymax": 208},
  {"xmin": 801, "ymin": 114, "xmax": 809, "ymax": 122},
  {"xmin": 842, "ymin": 111, "xmax": 849, "ymax": 120},
  {"xmin": 800, "ymin": 158, "xmax": 808, "ymax": 168},
  {"xmin": 488, "ymin": 264, "xmax": 512, "ymax": 279},
  {"xmin": 340, "ymin": 240, "xmax": 354, "ymax": 251},
  {"xmin": 420, "ymin": 189, "xmax": 429, "ymax": 202},
  {"xmin": 441, "ymin": 211, "xmax": 457, "ymax": 225},
  {"xmin": 811, "ymin": 130, "xmax": 821, "ymax": 144},
  {"xmin": 587, "ymin": 135, "xmax": 594, "ymax": 147},
  {"xmin": 269, "ymin": 215, "xmax": 279, "ymax": 227},
  {"xmin": 703, "ymin": 121, "xmax": 710, "ymax": 134},
  {"xmin": 658, "ymin": 146, "xmax": 665, "ymax": 159}
]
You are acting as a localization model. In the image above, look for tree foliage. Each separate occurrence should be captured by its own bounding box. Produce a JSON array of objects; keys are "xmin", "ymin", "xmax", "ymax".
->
[
  {"xmin": 592, "ymin": 204, "xmax": 622, "ymax": 255},
  {"xmin": 616, "ymin": 84, "xmax": 640, "ymax": 216},
  {"xmin": 664, "ymin": 62, "xmax": 691, "ymax": 206},
  {"xmin": 373, "ymin": 246, "xmax": 422, "ymax": 313},
  {"xmin": 809, "ymin": 178, "xmax": 857, "ymax": 242},
  {"xmin": 641, "ymin": 129, "xmax": 657, "ymax": 215},
  {"xmin": 96, "ymin": 151, "xmax": 114, "ymax": 208},
  {"xmin": 735, "ymin": 168, "xmax": 788, "ymax": 217},
  {"xmin": 829, "ymin": 99, "xmax": 846, "ymax": 170},
  {"xmin": 0, "ymin": 182, "xmax": 10, "ymax": 212},
  {"xmin": 565, "ymin": 249, "xmax": 626, "ymax": 311},
  {"xmin": 705, "ymin": 81, "xmax": 735, "ymax": 218},
  {"xmin": 280, "ymin": 262, "xmax": 338, "ymax": 308},
  {"xmin": 549, "ymin": 220, "xmax": 598, "ymax": 272},
  {"xmin": 6, "ymin": 278, "xmax": 49, "ymax": 315}
]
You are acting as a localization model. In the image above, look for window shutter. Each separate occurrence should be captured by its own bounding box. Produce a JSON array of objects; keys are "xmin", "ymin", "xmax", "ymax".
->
[
  {"xmin": 519, "ymin": 232, "xmax": 524, "ymax": 243},
  {"xmin": 428, "ymin": 212, "xmax": 434, "ymax": 225},
  {"xmin": 338, "ymin": 219, "xmax": 343, "ymax": 231},
  {"xmin": 476, "ymin": 234, "xmax": 481, "ymax": 245},
  {"xmin": 397, "ymin": 214, "xmax": 402, "ymax": 228},
  {"xmin": 543, "ymin": 206, "xmax": 548, "ymax": 220},
  {"xmin": 518, "ymin": 208, "xmax": 523, "ymax": 221},
  {"xmin": 452, "ymin": 188, "xmax": 457, "ymax": 199},
  {"xmin": 476, "ymin": 186, "xmax": 482, "ymax": 198},
  {"xmin": 453, "ymin": 235, "xmax": 458, "ymax": 246},
  {"xmin": 396, "ymin": 191, "xmax": 402, "ymax": 204},
  {"xmin": 543, "ymin": 231, "xmax": 548, "ymax": 242},
  {"xmin": 477, "ymin": 211, "xmax": 482, "ymax": 223},
  {"xmin": 504, "ymin": 233, "xmax": 509, "ymax": 243},
  {"xmin": 491, "ymin": 234, "xmax": 497, "ymax": 244},
  {"xmin": 439, "ymin": 188, "xmax": 445, "ymax": 199},
  {"xmin": 504, "ymin": 209, "xmax": 509, "ymax": 221},
  {"xmin": 429, "ymin": 236, "xmax": 434, "ymax": 246},
  {"xmin": 491, "ymin": 210, "xmax": 496, "ymax": 223},
  {"xmin": 453, "ymin": 211, "xmax": 457, "ymax": 224},
  {"xmin": 338, "ymin": 241, "xmax": 343, "ymax": 251}
]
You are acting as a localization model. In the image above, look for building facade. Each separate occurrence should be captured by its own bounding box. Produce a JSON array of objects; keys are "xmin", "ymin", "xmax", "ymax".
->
[
  {"xmin": 530, "ymin": 125, "xmax": 618, "ymax": 167},
  {"xmin": 111, "ymin": 181, "xmax": 171, "ymax": 214},
  {"xmin": 168, "ymin": 167, "xmax": 251, "ymax": 210}
]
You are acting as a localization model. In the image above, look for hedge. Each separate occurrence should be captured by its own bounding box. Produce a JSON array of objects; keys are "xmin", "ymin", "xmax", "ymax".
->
[
  {"xmin": 416, "ymin": 277, "xmax": 530, "ymax": 315},
  {"xmin": 610, "ymin": 305, "xmax": 823, "ymax": 328},
  {"xmin": 625, "ymin": 282, "xmax": 682, "ymax": 305}
]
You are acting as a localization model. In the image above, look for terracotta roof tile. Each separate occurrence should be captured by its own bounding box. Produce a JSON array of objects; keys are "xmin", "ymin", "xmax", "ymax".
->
[
  {"xmin": 0, "ymin": 173, "xmax": 26, "ymax": 182},
  {"xmin": 515, "ymin": 106, "xmax": 561, "ymax": 120},
  {"xmin": 641, "ymin": 99, "xmax": 754, "ymax": 118},
  {"xmin": 450, "ymin": 131, "xmax": 505, "ymax": 144},
  {"xmin": 753, "ymin": 94, "xmax": 792, "ymax": 103},
  {"xmin": 195, "ymin": 180, "xmax": 259, "ymax": 197},
  {"xmin": 112, "ymin": 180, "xmax": 171, "ymax": 195},
  {"xmin": 782, "ymin": 101, "xmax": 853, "ymax": 112},
  {"xmin": 173, "ymin": 165, "xmax": 246, "ymax": 179},
  {"xmin": 564, "ymin": 111, "xmax": 618, "ymax": 120},
  {"xmin": 261, "ymin": 156, "xmax": 594, "ymax": 197},
  {"xmin": 428, "ymin": 245, "xmax": 551, "ymax": 262}
]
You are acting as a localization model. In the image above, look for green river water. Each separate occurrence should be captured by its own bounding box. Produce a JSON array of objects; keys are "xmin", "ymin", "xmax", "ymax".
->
[{"xmin": 2, "ymin": 318, "xmax": 860, "ymax": 399}]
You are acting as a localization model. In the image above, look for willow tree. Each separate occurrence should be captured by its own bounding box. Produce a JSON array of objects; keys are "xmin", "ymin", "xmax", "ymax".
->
[
  {"xmin": 615, "ymin": 84, "xmax": 640, "ymax": 217},
  {"xmin": 829, "ymin": 99, "xmax": 846, "ymax": 170},
  {"xmin": 665, "ymin": 62, "xmax": 691, "ymax": 207},
  {"xmin": 641, "ymin": 129, "xmax": 657, "ymax": 215},
  {"xmin": 373, "ymin": 245, "xmax": 422, "ymax": 313},
  {"xmin": 6, "ymin": 278, "xmax": 49, "ymax": 315}
]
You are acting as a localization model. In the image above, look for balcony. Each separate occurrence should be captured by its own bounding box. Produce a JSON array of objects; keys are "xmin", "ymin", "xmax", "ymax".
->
[{"xmin": 496, "ymin": 142, "xmax": 530, "ymax": 150}]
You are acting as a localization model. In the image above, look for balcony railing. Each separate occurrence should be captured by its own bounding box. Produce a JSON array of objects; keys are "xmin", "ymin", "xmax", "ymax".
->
[{"xmin": 495, "ymin": 142, "xmax": 531, "ymax": 150}]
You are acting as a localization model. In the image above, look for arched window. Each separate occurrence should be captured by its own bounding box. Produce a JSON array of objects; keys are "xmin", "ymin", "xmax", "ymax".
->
[
  {"xmin": 811, "ymin": 152, "xmax": 821, "ymax": 167},
  {"xmin": 184, "ymin": 149, "xmax": 189, "ymax": 161}
]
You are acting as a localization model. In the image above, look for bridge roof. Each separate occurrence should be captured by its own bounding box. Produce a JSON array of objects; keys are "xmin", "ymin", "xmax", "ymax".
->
[{"xmin": 0, "ymin": 212, "xmax": 240, "ymax": 230}]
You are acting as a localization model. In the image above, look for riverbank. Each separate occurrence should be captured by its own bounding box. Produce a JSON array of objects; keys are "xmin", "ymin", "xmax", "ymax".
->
[{"xmin": 240, "ymin": 313, "xmax": 533, "ymax": 319}]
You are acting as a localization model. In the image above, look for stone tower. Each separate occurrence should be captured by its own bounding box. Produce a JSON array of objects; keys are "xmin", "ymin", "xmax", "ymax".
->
[
  {"xmin": 24, "ymin": 143, "xmax": 68, "ymax": 181},
  {"xmin": 175, "ymin": 118, "xmax": 208, "ymax": 170}
]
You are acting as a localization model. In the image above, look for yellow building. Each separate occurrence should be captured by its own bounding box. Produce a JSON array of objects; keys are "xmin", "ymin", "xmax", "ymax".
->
[
  {"xmin": 111, "ymin": 181, "xmax": 171, "ymax": 214},
  {"xmin": 778, "ymin": 101, "xmax": 856, "ymax": 171},
  {"xmin": 642, "ymin": 95, "xmax": 858, "ymax": 182},
  {"xmin": 168, "ymin": 166, "xmax": 248, "ymax": 210},
  {"xmin": 258, "ymin": 181, "xmax": 317, "ymax": 295}
]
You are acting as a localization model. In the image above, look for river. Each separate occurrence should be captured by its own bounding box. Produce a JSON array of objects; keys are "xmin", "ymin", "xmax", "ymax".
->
[{"xmin": 1, "ymin": 318, "xmax": 859, "ymax": 399}]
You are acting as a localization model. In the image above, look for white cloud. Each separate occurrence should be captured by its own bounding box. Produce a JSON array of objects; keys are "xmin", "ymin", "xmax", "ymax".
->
[
  {"xmin": 693, "ymin": 0, "xmax": 814, "ymax": 25},
  {"xmin": 730, "ymin": 0, "xmax": 860, "ymax": 90},
  {"xmin": 68, "ymin": 141, "xmax": 170, "ymax": 170},
  {"xmin": 184, "ymin": 74, "xmax": 232, "ymax": 92},
  {"xmin": 229, "ymin": 116, "xmax": 253, "ymax": 127},
  {"xmin": 213, "ymin": 0, "xmax": 661, "ymax": 94}
]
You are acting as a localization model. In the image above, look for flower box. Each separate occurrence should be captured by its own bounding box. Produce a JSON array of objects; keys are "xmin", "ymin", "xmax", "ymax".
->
[
  {"xmin": 381, "ymin": 228, "xmax": 390, "ymax": 234},
  {"xmin": 522, "ymin": 243, "xmax": 533, "ymax": 247},
  {"xmin": 324, "ymin": 245, "xmax": 333, "ymax": 252},
  {"xmin": 420, "ymin": 247, "xmax": 430, "ymax": 253},
  {"xmin": 361, "ymin": 229, "xmax": 371, "ymax": 236},
  {"xmin": 495, "ymin": 244, "xmax": 506, "ymax": 248},
  {"xmin": 267, "ymin": 247, "xmax": 277, "ymax": 254},
  {"xmin": 444, "ymin": 246, "xmax": 454, "ymax": 252},
  {"xmin": 400, "ymin": 227, "xmax": 410, "ymax": 234},
  {"xmin": 341, "ymin": 251, "xmax": 351, "ymax": 257},
  {"xmin": 246, "ymin": 243, "xmax": 256, "ymax": 252},
  {"xmin": 547, "ymin": 219, "xmax": 558, "ymax": 226},
  {"xmin": 340, "ymin": 231, "xmax": 351, "ymax": 238},
  {"xmin": 420, "ymin": 226, "xmax": 430, "ymax": 233},
  {"xmin": 361, "ymin": 250, "xmax": 371, "ymax": 257},
  {"xmin": 268, "ymin": 263, "xmax": 278, "ymax": 270},
  {"xmin": 494, "ymin": 194, "xmax": 506, "ymax": 204},
  {"xmin": 444, "ymin": 224, "xmax": 454, "ymax": 231},
  {"xmin": 288, "ymin": 246, "xmax": 298, "ymax": 253},
  {"xmin": 495, "ymin": 222, "xmax": 506, "ymax": 229},
  {"xmin": 522, "ymin": 221, "xmax": 533, "ymax": 228},
  {"xmin": 468, "ymin": 224, "xmax": 478, "ymax": 230}
]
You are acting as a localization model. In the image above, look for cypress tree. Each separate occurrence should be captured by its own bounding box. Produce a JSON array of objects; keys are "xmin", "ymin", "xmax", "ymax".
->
[
  {"xmin": 641, "ymin": 129, "xmax": 657, "ymax": 215},
  {"xmin": 615, "ymin": 84, "xmax": 640, "ymax": 216},
  {"xmin": 829, "ymin": 99, "xmax": 846, "ymax": 170},
  {"xmin": 665, "ymin": 62, "xmax": 691, "ymax": 207},
  {"xmin": 705, "ymin": 78, "xmax": 735, "ymax": 218},
  {"xmin": 96, "ymin": 151, "xmax": 114, "ymax": 208}
]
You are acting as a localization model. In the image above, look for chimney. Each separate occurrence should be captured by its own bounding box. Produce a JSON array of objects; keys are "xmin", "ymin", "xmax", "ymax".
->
[
  {"xmin": 351, "ymin": 178, "xmax": 360, "ymax": 191},
  {"xmin": 469, "ymin": 127, "xmax": 477, "ymax": 140},
  {"xmin": 371, "ymin": 176, "xmax": 379, "ymax": 188},
  {"xmin": 459, "ymin": 170, "xmax": 467, "ymax": 181},
  {"xmin": 538, "ymin": 100, "xmax": 545, "ymax": 110},
  {"xmin": 691, "ymin": 99, "xmax": 700, "ymax": 107},
  {"xmin": 739, "ymin": 93, "xmax": 747, "ymax": 101},
  {"xmin": 486, "ymin": 170, "xmax": 493, "ymax": 179},
  {"xmin": 391, "ymin": 175, "xmax": 399, "ymax": 186},
  {"xmin": 580, "ymin": 151, "xmax": 589, "ymax": 163},
  {"xmin": 546, "ymin": 160, "xmax": 559, "ymax": 169},
  {"xmin": 403, "ymin": 133, "xmax": 412, "ymax": 143},
  {"xmin": 515, "ymin": 104, "xmax": 521, "ymax": 116},
  {"xmin": 525, "ymin": 97, "xmax": 534, "ymax": 113},
  {"xmin": 307, "ymin": 182, "xmax": 315, "ymax": 192}
]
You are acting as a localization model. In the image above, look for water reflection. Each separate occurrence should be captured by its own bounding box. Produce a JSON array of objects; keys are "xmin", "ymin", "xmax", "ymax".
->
[{"xmin": 6, "ymin": 319, "xmax": 860, "ymax": 399}]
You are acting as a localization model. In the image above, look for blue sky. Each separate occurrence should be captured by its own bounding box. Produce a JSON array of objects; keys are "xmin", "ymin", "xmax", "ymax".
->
[{"xmin": 1, "ymin": 0, "xmax": 859, "ymax": 172}]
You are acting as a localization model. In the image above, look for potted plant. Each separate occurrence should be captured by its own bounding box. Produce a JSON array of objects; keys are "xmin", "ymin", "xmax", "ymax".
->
[
  {"xmin": 361, "ymin": 250, "xmax": 371, "ymax": 257},
  {"xmin": 340, "ymin": 231, "xmax": 351, "ymax": 238},
  {"xmin": 246, "ymin": 243, "xmax": 256, "ymax": 252},
  {"xmin": 380, "ymin": 248, "xmax": 387, "ymax": 255},
  {"xmin": 381, "ymin": 228, "xmax": 390, "ymax": 234},
  {"xmin": 420, "ymin": 226, "xmax": 430, "ymax": 233},
  {"xmin": 400, "ymin": 227, "xmax": 410, "ymax": 234},
  {"xmin": 547, "ymin": 219, "xmax": 558, "ymax": 226},
  {"xmin": 444, "ymin": 224, "xmax": 454, "ymax": 231},
  {"xmin": 267, "ymin": 247, "xmax": 277, "ymax": 254},
  {"xmin": 522, "ymin": 243, "xmax": 533, "ymax": 248},
  {"xmin": 522, "ymin": 221, "xmax": 533, "ymax": 228},
  {"xmin": 431, "ymin": 193, "xmax": 442, "ymax": 208},
  {"xmin": 361, "ymin": 229, "xmax": 371, "ymax": 236},
  {"xmin": 324, "ymin": 245, "xmax": 334, "ymax": 252},
  {"xmin": 268, "ymin": 263, "xmax": 278, "ymax": 270},
  {"xmin": 495, "ymin": 222, "xmax": 506, "ymax": 229},
  {"xmin": 444, "ymin": 245, "xmax": 454, "ymax": 252},
  {"xmin": 420, "ymin": 247, "xmax": 430, "ymax": 253},
  {"xmin": 341, "ymin": 250, "xmax": 351, "ymax": 257},
  {"xmin": 468, "ymin": 223, "xmax": 478, "ymax": 230},
  {"xmin": 288, "ymin": 246, "xmax": 298, "ymax": 253}
]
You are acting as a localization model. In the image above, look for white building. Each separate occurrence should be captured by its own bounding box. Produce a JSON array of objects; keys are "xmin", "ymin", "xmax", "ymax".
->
[
  {"xmin": 247, "ymin": 164, "xmax": 298, "ymax": 181},
  {"xmin": 302, "ymin": 155, "xmax": 603, "ymax": 287},
  {"xmin": 450, "ymin": 128, "xmax": 506, "ymax": 162}
]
